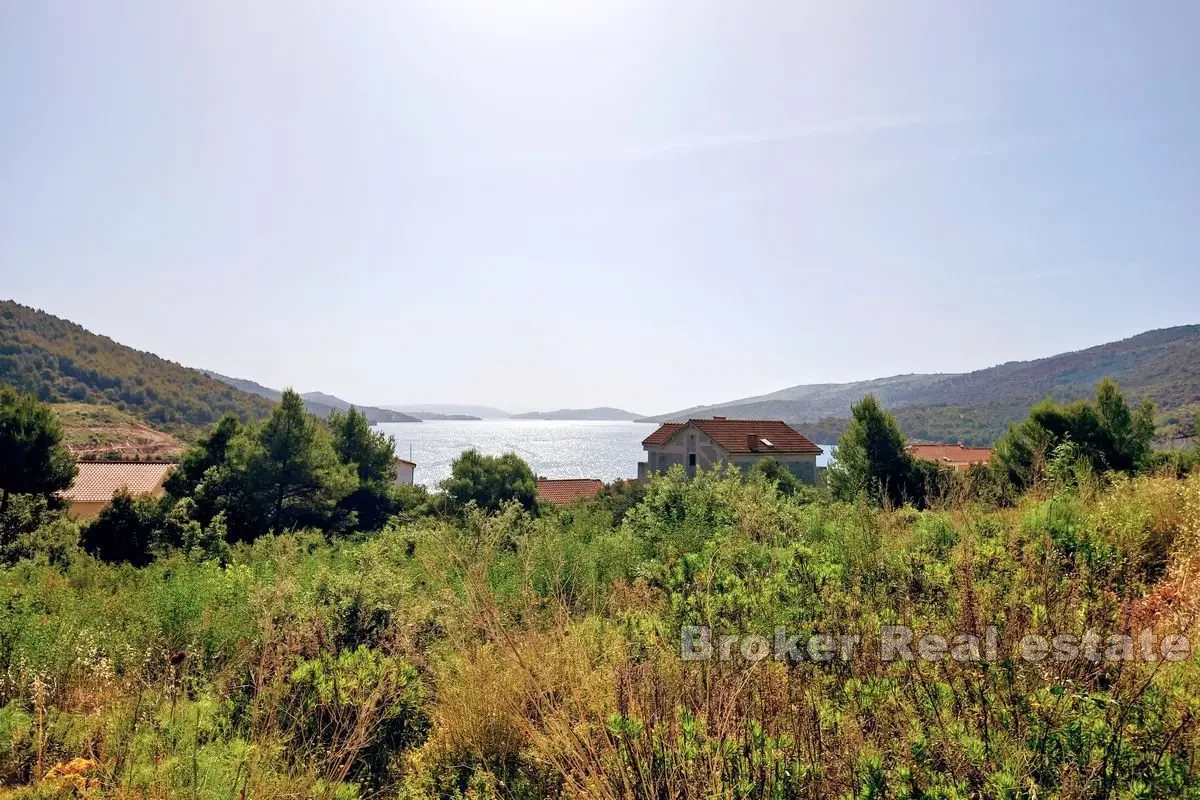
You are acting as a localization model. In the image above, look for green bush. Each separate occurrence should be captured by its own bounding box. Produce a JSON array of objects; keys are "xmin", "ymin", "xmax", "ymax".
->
[{"xmin": 1, "ymin": 455, "xmax": 1198, "ymax": 797}]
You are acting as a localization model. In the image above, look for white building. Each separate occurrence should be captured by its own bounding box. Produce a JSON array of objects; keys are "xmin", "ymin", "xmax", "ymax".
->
[{"xmin": 396, "ymin": 458, "xmax": 415, "ymax": 486}]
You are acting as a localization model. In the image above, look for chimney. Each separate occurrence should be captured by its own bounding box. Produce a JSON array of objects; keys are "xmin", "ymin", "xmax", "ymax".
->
[{"xmin": 713, "ymin": 416, "xmax": 726, "ymax": 421}]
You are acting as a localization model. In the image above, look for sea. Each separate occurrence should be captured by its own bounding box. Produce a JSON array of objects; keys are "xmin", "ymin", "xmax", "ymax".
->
[{"xmin": 376, "ymin": 419, "xmax": 835, "ymax": 489}]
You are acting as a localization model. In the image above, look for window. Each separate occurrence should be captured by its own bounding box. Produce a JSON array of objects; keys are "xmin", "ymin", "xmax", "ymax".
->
[{"xmin": 688, "ymin": 453, "xmax": 697, "ymax": 467}]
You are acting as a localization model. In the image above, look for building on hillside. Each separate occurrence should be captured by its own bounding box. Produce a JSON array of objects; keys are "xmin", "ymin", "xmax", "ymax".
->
[
  {"xmin": 908, "ymin": 443, "xmax": 992, "ymax": 471},
  {"xmin": 639, "ymin": 417, "xmax": 823, "ymax": 484},
  {"xmin": 536, "ymin": 477, "xmax": 604, "ymax": 507},
  {"xmin": 396, "ymin": 458, "xmax": 416, "ymax": 486},
  {"xmin": 59, "ymin": 461, "xmax": 177, "ymax": 520}
]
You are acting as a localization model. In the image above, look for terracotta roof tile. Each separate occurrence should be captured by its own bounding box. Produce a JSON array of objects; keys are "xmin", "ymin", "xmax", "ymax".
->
[
  {"xmin": 908, "ymin": 444, "xmax": 991, "ymax": 467},
  {"xmin": 60, "ymin": 461, "xmax": 177, "ymax": 504},
  {"xmin": 536, "ymin": 478, "xmax": 605, "ymax": 507},
  {"xmin": 644, "ymin": 418, "xmax": 823, "ymax": 455},
  {"xmin": 642, "ymin": 422, "xmax": 684, "ymax": 446}
]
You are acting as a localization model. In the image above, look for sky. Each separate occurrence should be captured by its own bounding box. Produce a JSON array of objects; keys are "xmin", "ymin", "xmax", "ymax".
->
[{"xmin": 1, "ymin": 1, "xmax": 1198, "ymax": 415}]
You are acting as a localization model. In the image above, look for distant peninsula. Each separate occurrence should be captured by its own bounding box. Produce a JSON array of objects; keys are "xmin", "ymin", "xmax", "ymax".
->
[
  {"xmin": 382, "ymin": 404, "xmax": 511, "ymax": 419},
  {"xmin": 511, "ymin": 407, "xmax": 644, "ymax": 421},
  {"xmin": 407, "ymin": 411, "xmax": 482, "ymax": 421}
]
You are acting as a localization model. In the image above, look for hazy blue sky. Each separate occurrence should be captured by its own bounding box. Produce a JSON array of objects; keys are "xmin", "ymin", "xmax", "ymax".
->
[{"xmin": 2, "ymin": 2, "xmax": 1197, "ymax": 414}]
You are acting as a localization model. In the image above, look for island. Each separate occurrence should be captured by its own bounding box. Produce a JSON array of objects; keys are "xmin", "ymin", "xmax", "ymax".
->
[{"xmin": 407, "ymin": 411, "xmax": 483, "ymax": 421}]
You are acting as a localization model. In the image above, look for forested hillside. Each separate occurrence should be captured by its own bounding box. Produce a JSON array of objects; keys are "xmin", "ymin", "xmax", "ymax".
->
[
  {"xmin": 648, "ymin": 325, "xmax": 1200, "ymax": 445},
  {"xmin": 0, "ymin": 300, "xmax": 274, "ymax": 434}
]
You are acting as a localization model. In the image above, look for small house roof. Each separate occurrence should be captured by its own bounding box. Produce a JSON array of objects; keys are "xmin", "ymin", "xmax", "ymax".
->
[
  {"xmin": 60, "ymin": 461, "xmax": 177, "ymax": 504},
  {"xmin": 642, "ymin": 422, "xmax": 685, "ymax": 446},
  {"xmin": 536, "ymin": 478, "xmax": 605, "ymax": 507},
  {"xmin": 908, "ymin": 443, "xmax": 991, "ymax": 466},
  {"xmin": 644, "ymin": 418, "xmax": 823, "ymax": 455}
]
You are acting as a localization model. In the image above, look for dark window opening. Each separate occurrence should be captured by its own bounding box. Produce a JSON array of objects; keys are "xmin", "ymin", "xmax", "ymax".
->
[{"xmin": 688, "ymin": 453, "xmax": 697, "ymax": 467}]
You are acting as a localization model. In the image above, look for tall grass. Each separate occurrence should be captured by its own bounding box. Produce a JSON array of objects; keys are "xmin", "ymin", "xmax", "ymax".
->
[{"xmin": 0, "ymin": 470, "xmax": 1198, "ymax": 797}]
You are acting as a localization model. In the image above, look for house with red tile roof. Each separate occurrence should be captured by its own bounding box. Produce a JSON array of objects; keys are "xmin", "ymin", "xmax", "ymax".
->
[
  {"xmin": 639, "ymin": 417, "xmax": 823, "ymax": 484},
  {"xmin": 59, "ymin": 461, "xmax": 177, "ymax": 520},
  {"xmin": 536, "ymin": 477, "xmax": 605, "ymax": 507},
  {"xmin": 907, "ymin": 443, "xmax": 991, "ymax": 471}
]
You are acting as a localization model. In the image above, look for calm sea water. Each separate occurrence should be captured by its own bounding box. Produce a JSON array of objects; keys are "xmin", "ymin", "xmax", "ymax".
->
[{"xmin": 377, "ymin": 419, "xmax": 834, "ymax": 489}]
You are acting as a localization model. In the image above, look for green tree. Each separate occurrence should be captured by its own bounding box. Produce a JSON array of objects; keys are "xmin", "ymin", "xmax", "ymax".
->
[
  {"xmin": 155, "ymin": 498, "xmax": 230, "ymax": 562},
  {"xmin": 329, "ymin": 407, "xmax": 397, "ymax": 485},
  {"xmin": 1095, "ymin": 377, "xmax": 1155, "ymax": 471},
  {"xmin": 219, "ymin": 389, "xmax": 355, "ymax": 539},
  {"xmin": 80, "ymin": 489, "xmax": 167, "ymax": 566},
  {"xmin": 163, "ymin": 412, "xmax": 243, "ymax": 499},
  {"xmin": 0, "ymin": 388, "xmax": 76, "ymax": 517},
  {"xmin": 994, "ymin": 379, "xmax": 1157, "ymax": 490},
  {"xmin": 328, "ymin": 407, "xmax": 401, "ymax": 531},
  {"xmin": 441, "ymin": 449, "xmax": 538, "ymax": 513},
  {"xmin": 828, "ymin": 395, "xmax": 914, "ymax": 506}
]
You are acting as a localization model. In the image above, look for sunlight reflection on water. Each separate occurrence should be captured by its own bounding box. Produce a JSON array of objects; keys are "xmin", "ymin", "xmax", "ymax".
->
[{"xmin": 377, "ymin": 419, "xmax": 834, "ymax": 489}]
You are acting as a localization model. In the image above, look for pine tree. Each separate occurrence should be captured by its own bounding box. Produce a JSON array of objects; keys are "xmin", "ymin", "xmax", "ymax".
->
[
  {"xmin": 828, "ymin": 395, "xmax": 913, "ymax": 506},
  {"xmin": 0, "ymin": 388, "xmax": 76, "ymax": 516}
]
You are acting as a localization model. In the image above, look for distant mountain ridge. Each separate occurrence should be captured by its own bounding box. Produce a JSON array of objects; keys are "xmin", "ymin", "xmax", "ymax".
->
[
  {"xmin": 383, "ymin": 404, "xmax": 511, "ymax": 419},
  {"xmin": 642, "ymin": 325, "xmax": 1200, "ymax": 445},
  {"xmin": 200, "ymin": 373, "xmax": 419, "ymax": 423},
  {"xmin": 298, "ymin": 391, "xmax": 419, "ymax": 422},
  {"xmin": 511, "ymin": 407, "xmax": 644, "ymax": 421}
]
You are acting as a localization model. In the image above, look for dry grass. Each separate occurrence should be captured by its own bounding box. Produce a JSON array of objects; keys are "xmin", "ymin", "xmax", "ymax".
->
[{"xmin": 53, "ymin": 403, "xmax": 186, "ymax": 460}]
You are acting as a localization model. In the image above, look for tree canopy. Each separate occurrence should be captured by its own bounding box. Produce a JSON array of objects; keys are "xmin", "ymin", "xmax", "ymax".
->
[
  {"xmin": 228, "ymin": 389, "xmax": 356, "ymax": 538},
  {"xmin": 0, "ymin": 387, "xmax": 76, "ymax": 516},
  {"xmin": 329, "ymin": 407, "xmax": 398, "ymax": 486},
  {"xmin": 993, "ymin": 378, "xmax": 1155, "ymax": 490},
  {"xmin": 441, "ymin": 449, "xmax": 538, "ymax": 513},
  {"xmin": 163, "ymin": 413, "xmax": 243, "ymax": 499},
  {"xmin": 828, "ymin": 395, "xmax": 913, "ymax": 506},
  {"xmin": 328, "ymin": 407, "xmax": 402, "ymax": 531}
]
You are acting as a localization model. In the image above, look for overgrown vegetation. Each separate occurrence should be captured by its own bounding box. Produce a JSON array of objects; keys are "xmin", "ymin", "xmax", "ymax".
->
[{"xmin": 0, "ymin": 384, "xmax": 1198, "ymax": 798}]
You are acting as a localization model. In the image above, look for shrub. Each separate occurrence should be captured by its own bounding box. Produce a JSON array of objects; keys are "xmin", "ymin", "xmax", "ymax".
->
[
  {"xmin": 79, "ymin": 489, "xmax": 167, "ymax": 566},
  {"xmin": 440, "ymin": 450, "xmax": 538, "ymax": 514}
]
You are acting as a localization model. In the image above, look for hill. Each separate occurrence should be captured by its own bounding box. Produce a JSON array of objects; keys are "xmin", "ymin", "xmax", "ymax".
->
[
  {"xmin": 642, "ymin": 325, "xmax": 1200, "ymax": 445},
  {"xmin": 299, "ymin": 392, "xmax": 419, "ymax": 423},
  {"xmin": 512, "ymin": 407, "xmax": 644, "ymax": 421},
  {"xmin": 196, "ymin": 376, "xmax": 417, "ymax": 424},
  {"xmin": 52, "ymin": 403, "xmax": 187, "ymax": 460},
  {"xmin": 0, "ymin": 300, "xmax": 275, "ymax": 434},
  {"xmin": 198, "ymin": 374, "xmax": 418, "ymax": 424}
]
